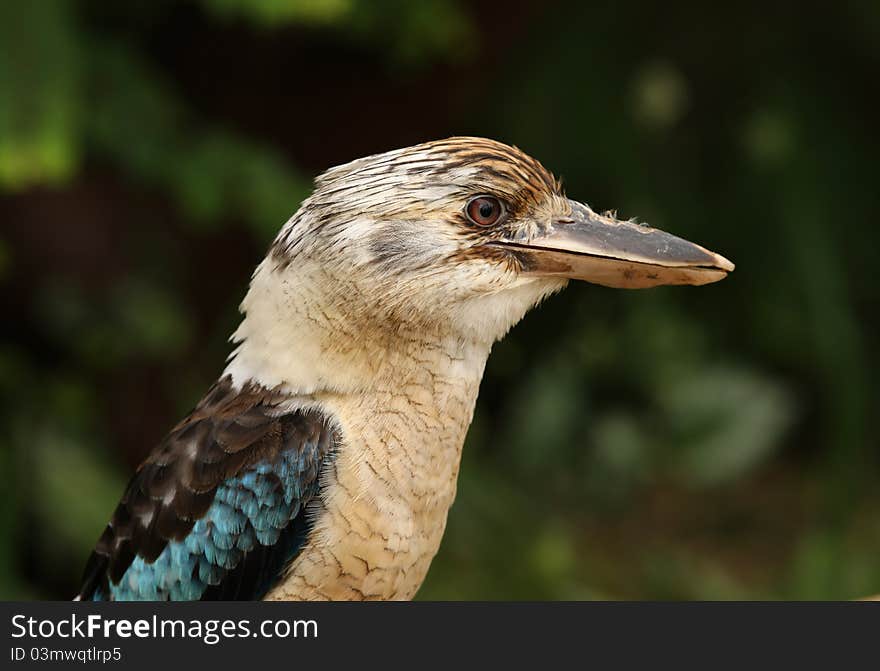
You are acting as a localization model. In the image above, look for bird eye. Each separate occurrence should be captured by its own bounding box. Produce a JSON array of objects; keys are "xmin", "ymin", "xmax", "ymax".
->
[{"xmin": 465, "ymin": 196, "xmax": 504, "ymax": 227}]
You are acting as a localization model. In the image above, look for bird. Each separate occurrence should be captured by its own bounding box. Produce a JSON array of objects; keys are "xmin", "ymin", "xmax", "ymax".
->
[{"xmin": 76, "ymin": 136, "xmax": 734, "ymax": 601}]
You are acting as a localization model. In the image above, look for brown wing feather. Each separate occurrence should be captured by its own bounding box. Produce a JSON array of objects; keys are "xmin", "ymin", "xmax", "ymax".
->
[{"xmin": 77, "ymin": 376, "xmax": 337, "ymax": 599}]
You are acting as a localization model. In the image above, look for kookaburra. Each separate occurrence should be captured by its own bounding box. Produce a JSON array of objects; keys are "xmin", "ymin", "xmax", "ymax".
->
[{"xmin": 77, "ymin": 137, "xmax": 733, "ymax": 601}]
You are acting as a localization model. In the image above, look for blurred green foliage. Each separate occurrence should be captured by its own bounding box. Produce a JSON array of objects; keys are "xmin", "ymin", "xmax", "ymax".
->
[{"xmin": 0, "ymin": 0, "xmax": 878, "ymax": 600}]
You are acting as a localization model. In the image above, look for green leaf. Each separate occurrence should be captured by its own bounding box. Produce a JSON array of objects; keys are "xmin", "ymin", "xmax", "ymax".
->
[{"xmin": 0, "ymin": 0, "xmax": 81, "ymax": 189}]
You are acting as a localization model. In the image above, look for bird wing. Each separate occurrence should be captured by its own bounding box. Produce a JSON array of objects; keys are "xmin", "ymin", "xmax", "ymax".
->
[{"xmin": 76, "ymin": 377, "xmax": 337, "ymax": 601}]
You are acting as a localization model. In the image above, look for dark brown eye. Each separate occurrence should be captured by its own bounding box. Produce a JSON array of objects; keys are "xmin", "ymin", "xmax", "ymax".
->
[{"xmin": 465, "ymin": 196, "xmax": 504, "ymax": 227}]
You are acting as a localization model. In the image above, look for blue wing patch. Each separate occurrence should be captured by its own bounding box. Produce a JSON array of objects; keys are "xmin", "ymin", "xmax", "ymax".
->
[
  {"xmin": 78, "ymin": 378, "xmax": 337, "ymax": 601},
  {"xmin": 95, "ymin": 452, "xmax": 315, "ymax": 601}
]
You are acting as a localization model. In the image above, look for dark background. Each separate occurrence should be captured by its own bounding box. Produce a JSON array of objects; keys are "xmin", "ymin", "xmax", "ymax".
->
[{"xmin": 1, "ymin": 0, "xmax": 878, "ymax": 600}]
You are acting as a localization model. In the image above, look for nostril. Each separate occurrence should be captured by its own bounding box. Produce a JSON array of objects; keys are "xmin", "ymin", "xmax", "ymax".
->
[{"xmin": 555, "ymin": 217, "xmax": 575, "ymax": 225}]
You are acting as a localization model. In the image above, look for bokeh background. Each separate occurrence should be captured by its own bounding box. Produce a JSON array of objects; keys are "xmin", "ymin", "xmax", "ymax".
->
[{"xmin": 1, "ymin": 0, "xmax": 878, "ymax": 600}]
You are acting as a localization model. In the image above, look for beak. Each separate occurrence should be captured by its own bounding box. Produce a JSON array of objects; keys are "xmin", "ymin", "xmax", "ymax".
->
[{"xmin": 493, "ymin": 200, "xmax": 734, "ymax": 288}]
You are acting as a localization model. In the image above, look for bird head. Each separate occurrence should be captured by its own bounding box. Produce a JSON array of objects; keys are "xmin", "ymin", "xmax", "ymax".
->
[{"xmin": 264, "ymin": 137, "xmax": 733, "ymax": 347}]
